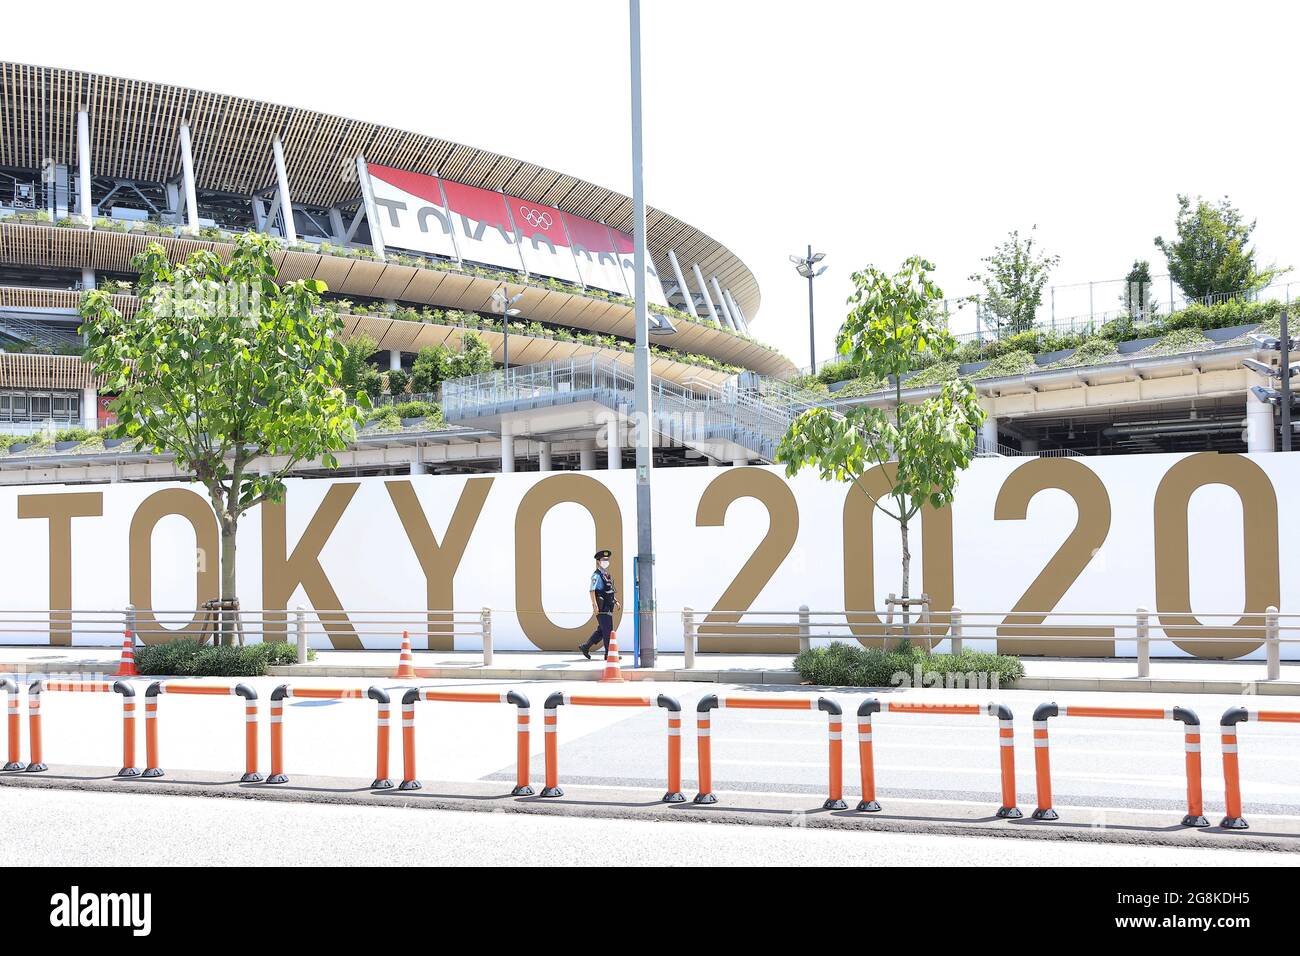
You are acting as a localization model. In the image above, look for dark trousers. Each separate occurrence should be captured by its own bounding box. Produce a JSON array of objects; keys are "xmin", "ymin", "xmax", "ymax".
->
[{"xmin": 581, "ymin": 612, "xmax": 614, "ymax": 655}]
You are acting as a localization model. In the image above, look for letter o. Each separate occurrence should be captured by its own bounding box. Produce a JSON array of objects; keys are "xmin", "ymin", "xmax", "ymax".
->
[{"xmin": 129, "ymin": 488, "xmax": 220, "ymax": 644}]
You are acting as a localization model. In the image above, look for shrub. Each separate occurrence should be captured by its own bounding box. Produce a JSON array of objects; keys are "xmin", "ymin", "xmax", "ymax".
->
[
  {"xmin": 793, "ymin": 641, "xmax": 1024, "ymax": 688},
  {"xmin": 835, "ymin": 375, "xmax": 887, "ymax": 397},
  {"xmin": 135, "ymin": 639, "xmax": 314, "ymax": 676},
  {"xmin": 386, "ymin": 368, "xmax": 410, "ymax": 395},
  {"xmin": 970, "ymin": 349, "xmax": 1034, "ymax": 379},
  {"xmin": 54, "ymin": 426, "xmax": 95, "ymax": 443},
  {"xmin": 1147, "ymin": 327, "xmax": 1210, "ymax": 355},
  {"xmin": 903, "ymin": 360, "xmax": 960, "ymax": 388}
]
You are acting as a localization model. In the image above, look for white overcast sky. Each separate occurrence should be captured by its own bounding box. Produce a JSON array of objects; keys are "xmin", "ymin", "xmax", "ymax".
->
[{"xmin": 7, "ymin": 0, "xmax": 1298, "ymax": 368}]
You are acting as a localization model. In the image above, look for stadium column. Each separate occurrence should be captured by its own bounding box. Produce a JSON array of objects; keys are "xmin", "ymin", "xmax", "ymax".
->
[
  {"xmin": 389, "ymin": 350, "xmax": 401, "ymax": 371},
  {"xmin": 607, "ymin": 417, "xmax": 621, "ymax": 470},
  {"xmin": 979, "ymin": 397, "xmax": 999, "ymax": 454},
  {"xmin": 179, "ymin": 121, "xmax": 200, "ymax": 234},
  {"xmin": 725, "ymin": 290, "xmax": 749, "ymax": 335},
  {"xmin": 539, "ymin": 442, "xmax": 552, "ymax": 472},
  {"xmin": 667, "ymin": 250, "xmax": 698, "ymax": 318},
  {"xmin": 1246, "ymin": 390, "xmax": 1276, "ymax": 452},
  {"xmin": 711, "ymin": 276, "xmax": 738, "ymax": 331},
  {"xmin": 579, "ymin": 438, "xmax": 597, "ymax": 471},
  {"xmin": 271, "ymin": 137, "xmax": 296, "ymax": 244},
  {"xmin": 501, "ymin": 420, "xmax": 515, "ymax": 474},
  {"xmin": 82, "ymin": 388, "xmax": 97, "ymax": 431},
  {"xmin": 691, "ymin": 262, "xmax": 722, "ymax": 328},
  {"xmin": 77, "ymin": 107, "xmax": 93, "ymax": 227}
]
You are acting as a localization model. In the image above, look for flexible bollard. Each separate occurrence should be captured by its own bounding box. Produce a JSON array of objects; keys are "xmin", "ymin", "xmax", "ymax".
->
[
  {"xmin": 855, "ymin": 700, "xmax": 1021, "ymax": 817},
  {"xmin": 1031, "ymin": 703, "xmax": 1207, "ymax": 827},
  {"xmin": 694, "ymin": 694, "xmax": 847, "ymax": 810},
  {"xmin": 143, "ymin": 682, "xmax": 261, "ymax": 782},
  {"xmin": 399, "ymin": 688, "xmax": 532, "ymax": 795},
  {"xmin": 266, "ymin": 685, "xmax": 392, "ymax": 788},
  {"xmin": 1219, "ymin": 706, "xmax": 1300, "ymax": 830},
  {"xmin": 2, "ymin": 678, "xmax": 24, "ymax": 771},
  {"xmin": 539, "ymin": 692, "xmax": 683, "ymax": 802},
  {"xmin": 26, "ymin": 679, "xmax": 139, "ymax": 777}
]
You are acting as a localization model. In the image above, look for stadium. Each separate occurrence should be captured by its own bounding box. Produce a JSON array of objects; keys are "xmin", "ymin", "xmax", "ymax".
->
[{"xmin": 0, "ymin": 61, "xmax": 1292, "ymax": 488}]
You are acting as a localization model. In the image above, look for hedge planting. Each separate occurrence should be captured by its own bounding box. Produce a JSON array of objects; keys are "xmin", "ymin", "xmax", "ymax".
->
[
  {"xmin": 135, "ymin": 639, "xmax": 313, "ymax": 677},
  {"xmin": 793, "ymin": 641, "xmax": 1024, "ymax": 689}
]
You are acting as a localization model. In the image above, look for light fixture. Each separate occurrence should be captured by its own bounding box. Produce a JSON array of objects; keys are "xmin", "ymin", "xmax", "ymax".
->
[
  {"xmin": 491, "ymin": 286, "xmax": 524, "ymax": 369},
  {"xmin": 790, "ymin": 246, "xmax": 828, "ymax": 372}
]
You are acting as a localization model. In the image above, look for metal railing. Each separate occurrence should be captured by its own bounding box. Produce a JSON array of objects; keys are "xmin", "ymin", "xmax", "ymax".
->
[{"xmin": 680, "ymin": 605, "xmax": 1300, "ymax": 680}]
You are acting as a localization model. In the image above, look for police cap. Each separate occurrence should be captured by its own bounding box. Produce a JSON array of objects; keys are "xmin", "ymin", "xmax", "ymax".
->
[{"xmin": 594, "ymin": 549, "xmax": 612, "ymax": 560}]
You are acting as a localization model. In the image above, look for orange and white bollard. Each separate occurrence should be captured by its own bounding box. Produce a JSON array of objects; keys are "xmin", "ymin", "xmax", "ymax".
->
[
  {"xmin": 1031, "ymin": 703, "xmax": 1057, "ymax": 820},
  {"xmin": 856, "ymin": 699, "xmax": 880, "ymax": 811},
  {"xmin": 142, "ymin": 682, "xmax": 260, "ymax": 782},
  {"xmin": 2, "ymin": 678, "xmax": 23, "ymax": 771},
  {"xmin": 392, "ymin": 630, "xmax": 418, "ymax": 679},
  {"xmin": 114, "ymin": 630, "xmax": 139, "ymax": 677},
  {"xmin": 26, "ymin": 679, "xmax": 138, "ymax": 777},
  {"xmin": 599, "ymin": 631, "xmax": 625, "ymax": 683},
  {"xmin": 1220, "ymin": 707, "xmax": 1300, "ymax": 830},
  {"xmin": 266, "ymin": 686, "xmax": 392, "ymax": 788},
  {"xmin": 398, "ymin": 688, "xmax": 532, "ymax": 795}
]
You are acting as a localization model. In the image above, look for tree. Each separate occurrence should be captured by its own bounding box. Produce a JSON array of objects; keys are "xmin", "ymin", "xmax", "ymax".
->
[
  {"xmin": 1121, "ymin": 259, "xmax": 1159, "ymax": 321},
  {"xmin": 410, "ymin": 332, "xmax": 495, "ymax": 394},
  {"xmin": 968, "ymin": 226, "xmax": 1059, "ymax": 335},
  {"xmin": 80, "ymin": 233, "xmax": 366, "ymax": 642},
  {"xmin": 1154, "ymin": 194, "xmax": 1271, "ymax": 300},
  {"xmin": 776, "ymin": 257, "xmax": 984, "ymax": 640},
  {"xmin": 340, "ymin": 333, "xmax": 382, "ymax": 400}
]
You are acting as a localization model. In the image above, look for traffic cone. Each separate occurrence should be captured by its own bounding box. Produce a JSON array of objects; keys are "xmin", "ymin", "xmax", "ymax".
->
[
  {"xmin": 392, "ymin": 630, "xmax": 417, "ymax": 679},
  {"xmin": 599, "ymin": 631, "xmax": 625, "ymax": 683},
  {"xmin": 114, "ymin": 630, "xmax": 139, "ymax": 677}
]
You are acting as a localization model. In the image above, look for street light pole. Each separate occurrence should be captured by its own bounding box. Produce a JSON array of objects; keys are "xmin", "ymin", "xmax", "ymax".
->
[
  {"xmin": 629, "ymin": 0, "xmax": 656, "ymax": 668},
  {"xmin": 492, "ymin": 286, "xmax": 523, "ymax": 373},
  {"xmin": 790, "ymin": 246, "xmax": 827, "ymax": 374},
  {"xmin": 1282, "ymin": 309, "xmax": 1293, "ymax": 452}
]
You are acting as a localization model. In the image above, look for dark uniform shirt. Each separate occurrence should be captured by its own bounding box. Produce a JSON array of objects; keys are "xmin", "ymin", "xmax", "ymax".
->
[{"xmin": 590, "ymin": 568, "xmax": 617, "ymax": 613}]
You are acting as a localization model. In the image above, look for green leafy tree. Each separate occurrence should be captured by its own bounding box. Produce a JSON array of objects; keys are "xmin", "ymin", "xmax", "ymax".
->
[
  {"xmin": 1155, "ymin": 194, "xmax": 1275, "ymax": 299},
  {"xmin": 777, "ymin": 257, "xmax": 984, "ymax": 636},
  {"xmin": 968, "ymin": 226, "xmax": 1059, "ymax": 335},
  {"xmin": 446, "ymin": 331, "xmax": 495, "ymax": 379},
  {"xmin": 79, "ymin": 233, "xmax": 366, "ymax": 641},
  {"xmin": 1121, "ymin": 259, "xmax": 1159, "ymax": 321},
  {"xmin": 339, "ymin": 334, "xmax": 382, "ymax": 401},
  {"xmin": 410, "ymin": 332, "xmax": 495, "ymax": 394},
  {"xmin": 386, "ymin": 367, "xmax": 410, "ymax": 396}
]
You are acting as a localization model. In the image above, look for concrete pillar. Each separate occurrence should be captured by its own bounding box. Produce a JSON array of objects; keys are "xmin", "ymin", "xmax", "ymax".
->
[
  {"xmin": 711, "ymin": 276, "xmax": 737, "ymax": 330},
  {"xmin": 539, "ymin": 441, "xmax": 552, "ymax": 472},
  {"xmin": 731, "ymin": 458, "xmax": 747, "ymax": 467},
  {"xmin": 606, "ymin": 417, "xmax": 620, "ymax": 469},
  {"xmin": 1246, "ymin": 393, "xmax": 1276, "ymax": 453},
  {"xmin": 691, "ymin": 262, "xmax": 722, "ymax": 328},
  {"xmin": 388, "ymin": 349, "xmax": 401, "ymax": 371},
  {"xmin": 179, "ymin": 121, "xmax": 200, "ymax": 234},
  {"xmin": 81, "ymin": 269, "xmax": 96, "ymax": 291},
  {"xmin": 667, "ymin": 249, "xmax": 698, "ymax": 318},
  {"xmin": 355, "ymin": 156, "xmax": 387, "ymax": 262},
  {"xmin": 271, "ymin": 137, "xmax": 296, "ymax": 243},
  {"xmin": 725, "ymin": 290, "xmax": 750, "ymax": 335},
  {"xmin": 579, "ymin": 438, "xmax": 597, "ymax": 471},
  {"xmin": 978, "ymin": 400, "xmax": 998, "ymax": 454},
  {"xmin": 410, "ymin": 452, "xmax": 427, "ymax": 475},
  {"xmin": 501, "ymin": 421, "xmax": 515, "ymax": 473},
  {"xmin": 77, "ymin": 108, "xmax": 93, "ymax": 226},
  {"xmin": 81, "ymin": 388, "xmax": 97, "ymax": 431}
]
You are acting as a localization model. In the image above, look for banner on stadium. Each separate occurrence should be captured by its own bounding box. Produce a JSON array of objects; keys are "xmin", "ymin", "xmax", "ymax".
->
[{"xmin": 0, "ymin": 453, "xmax": 1295, "ymax": 660}]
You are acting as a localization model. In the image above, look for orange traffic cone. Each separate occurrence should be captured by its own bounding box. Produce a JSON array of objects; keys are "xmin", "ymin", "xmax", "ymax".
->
[
  {"xmin": 115, "ymin": 631, "xmax": 139, "ymax": 677},
  {"xmin": 392, "ymin": 630, "xmax": 417, "ymax": 678},
  {"xmin": 599, "ymin": 631, "xmax": 626, "ymax": 683}
]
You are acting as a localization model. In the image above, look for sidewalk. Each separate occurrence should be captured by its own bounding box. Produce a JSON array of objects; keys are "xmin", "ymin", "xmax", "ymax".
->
[{"xmin": 2, "ymin": 644, "xmax": 1299, "ymax": 694}]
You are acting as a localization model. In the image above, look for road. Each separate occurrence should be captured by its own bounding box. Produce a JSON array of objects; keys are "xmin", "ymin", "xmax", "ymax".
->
[{"xmin": 2, "ymin": 786, "xmax": 1293, "ymax": 866}]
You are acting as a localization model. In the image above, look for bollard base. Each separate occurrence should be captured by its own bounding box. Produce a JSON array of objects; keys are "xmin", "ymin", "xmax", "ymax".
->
[
  {"xmin": 856, "ymin": 799, "xmax": 881, "ymax": 812},
  {"xmin": 539, "ymin": 786, "xmax": 564, "ymax": 798},
  {"xmin": 2, "ymin": 761, "xmax": 26, "ymax": 772},
  {"xmin": 240, "ymin": 772, "xmax": 263, "ymax": 783},
  {"xmin": 1219, "ymin": 816, "xmax": 1249, "ymax": 830},
  {"xmin": 1031, "ymin": 807, "xmax": 1059, "ymax": 821},
  {"xmin": 24, "ymin": 762, "xmax": 46, "ymax": 773},
  {"xmin": 141, "ymin": 767, "xmax": 164, "ymax": 778},
  {"xmin": 823, "ymin": 798, "xmax": 848, "ymax": 810},
  {"xmin": 662, "ymin": 791, "xmax": 686, "ymax": 804},
  {"xmin": 118, "ymin": 767, "xmax": 141, "ymax": 778},
  {"xmin": 398, "ymin": 779, "xmax": 421, "ymax": 791},
  {"xmin": 511, "ymin": 784, "xmax": 535, "ymax": 796},
  {"xmin": 371, "ymin": 778, "xmax": 394, "ymax": 790},
  {"xmin": 1182, "ymin": 813, "xmax": 1210, "ymax": 828},
  {"xmin": 693, "ymin": 792, "xmax": 717, "ymax": 805},
  {"xmin": 996, "ymin": 806, "xmax": 1023, "ymax": 819},
  {"xmin": 265, "ymin": 773, "xmax": 288, "ymax": 784}
]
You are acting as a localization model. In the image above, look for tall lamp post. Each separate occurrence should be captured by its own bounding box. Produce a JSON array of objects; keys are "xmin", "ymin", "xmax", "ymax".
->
[
  {"xmin": 1245, "ymin": 308, "xmax": 1298, "ymax": 452},
  {"xmin": 491, "ymin": 286, "xmax": 524, "ymax": 370},
  {"xmin": 790, "ymin": 246, "xmax": 827, "ymax": 374}
]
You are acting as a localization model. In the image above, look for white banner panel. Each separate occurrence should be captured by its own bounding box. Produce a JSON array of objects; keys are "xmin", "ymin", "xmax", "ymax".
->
[
  {"xmin": 505, "ymin": 195, "xmax": 582, "ymax": 284},
  {"xmin": 441, "ymin": 179, "xmax": 526, "ymax": 272},
  {"xmin": 366, "ymin": 164, "xmax": 458, "ymax": 259},
  {"xmin": 0, "ymin": 454, "xmax": 1295, "ymax": 660},
  {"xmin": 561, "ymin": 213, "xmax": 629, "ymax": 296},
  {"xmin": 610, "ymin": 226, "xmax": 670, "ymax": 309}
]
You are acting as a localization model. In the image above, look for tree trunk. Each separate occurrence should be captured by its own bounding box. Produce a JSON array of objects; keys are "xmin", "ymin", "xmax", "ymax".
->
[
  {"xmin": 220, "ymin": 517, "xmax": 238, "ymax": 647},
  {"xmin": 899, "ymin": 512, "xmax": 911, "ymax": 643}
]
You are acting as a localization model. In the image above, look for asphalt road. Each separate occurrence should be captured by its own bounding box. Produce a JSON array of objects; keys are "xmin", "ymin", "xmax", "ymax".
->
[{"xmin": 3, "ymin": 785, "xmax": 1293, "ymax": 866}]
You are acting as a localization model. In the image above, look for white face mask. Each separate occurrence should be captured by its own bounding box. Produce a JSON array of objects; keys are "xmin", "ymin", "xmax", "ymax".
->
[{"xmin": 599, "ymin": 560, "xmax": 610, "ymax": 570}]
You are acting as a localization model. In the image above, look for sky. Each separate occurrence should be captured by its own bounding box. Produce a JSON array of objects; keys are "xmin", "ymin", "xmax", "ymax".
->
[{"xmin": 6, "ymin": 0, "xmax": 1298, "ymax": 370}]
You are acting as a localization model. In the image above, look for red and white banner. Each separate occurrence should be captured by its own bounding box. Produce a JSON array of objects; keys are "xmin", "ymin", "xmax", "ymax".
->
[
  {"xmin": 440, "ymin": 179, "xmax": 527, "ymax": 272},
  {"xmin": 560, "ymin": 213, "xmax": 629, "ymax": 296},
  {"xmin": 506, "ymin": 196, "xmax": 582, "ymax": 285},
  {"xmin": 365, "ymin": 164, "xmax": 457, "ymax": 259},
  {"xmin": 610, "ymin": 226, "xmax": 670, "ymax": 309}
]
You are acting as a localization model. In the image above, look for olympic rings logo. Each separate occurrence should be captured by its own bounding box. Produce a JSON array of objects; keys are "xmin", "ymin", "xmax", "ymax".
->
[{"xmin": 518, "ymin": 206, "xmax": 554, "ymax": 230}]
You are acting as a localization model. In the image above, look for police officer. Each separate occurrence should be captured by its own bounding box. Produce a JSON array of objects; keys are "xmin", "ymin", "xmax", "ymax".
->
[{"xmin": 578, "ymin": 549, "xmax": 620, "ymax": 660}]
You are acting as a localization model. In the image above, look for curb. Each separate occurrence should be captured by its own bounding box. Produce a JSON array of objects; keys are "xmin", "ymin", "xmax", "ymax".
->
[{"xmin": 1, "ymin": 765, "xmax": 1295, "ymax": 853}]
